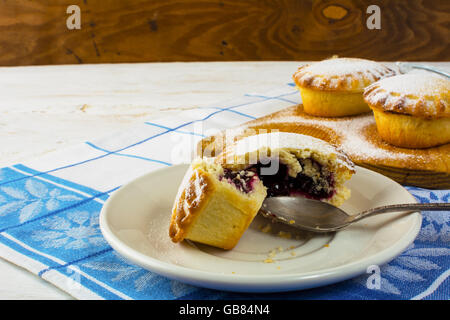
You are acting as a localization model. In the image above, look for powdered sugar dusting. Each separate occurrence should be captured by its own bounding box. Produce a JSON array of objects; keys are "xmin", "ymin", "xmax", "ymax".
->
[
  {"xmin": 294, "ymin": 58, "xmax": 395, "ymax": 91},
  {"xmin": 266, "ymin": 114, "xmax": 425, "ymax": 163},
  {"xmin": 364, "ymin": 73, "xmax": 450, "ymax": 118},
  {"xmin": 303, "ymin": 58, "xmax": 386, "ymax": 77},
  {"xmin": 369, "ymin": 73, "xmax": 448, "ymax": 96}
]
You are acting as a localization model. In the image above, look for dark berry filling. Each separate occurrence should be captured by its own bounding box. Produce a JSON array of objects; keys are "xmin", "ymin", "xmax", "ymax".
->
[
  {"xmin": 220, "ymin": 168, "xmax": 260, "ymax": 194},
  {"xmin": 221, "ymin": 157, "xmax": 335, "ymax": 200},
  {"xmin": 253, "ymin": 159, "xmax": 335, "ymax": 200}
]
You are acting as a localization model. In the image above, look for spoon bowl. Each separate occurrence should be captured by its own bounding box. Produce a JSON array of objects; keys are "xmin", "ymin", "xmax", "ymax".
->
[{"xmin": 259, "ymin": 196, "xmax": 450, "ymax": 233}]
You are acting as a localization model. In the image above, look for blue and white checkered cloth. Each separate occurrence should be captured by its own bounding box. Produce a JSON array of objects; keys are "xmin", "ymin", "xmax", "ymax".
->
[{"xmin": 0, "ymin": 84, "xmax": 448, "ymax": 300}]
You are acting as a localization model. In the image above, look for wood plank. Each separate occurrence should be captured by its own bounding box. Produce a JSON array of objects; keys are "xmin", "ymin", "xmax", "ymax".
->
[{"xmin": 0, "ymin": 0, "xmax": 448, "ymax": 66}]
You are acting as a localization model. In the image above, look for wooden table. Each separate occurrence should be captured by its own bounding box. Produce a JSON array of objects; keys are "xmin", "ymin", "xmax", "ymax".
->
[{"xmin": 0, "ymin": 61, "xmax": 448, "ymax": 299}]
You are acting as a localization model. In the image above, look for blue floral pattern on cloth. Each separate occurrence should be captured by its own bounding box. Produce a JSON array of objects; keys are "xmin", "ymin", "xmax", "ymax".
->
[{"xmin": 0, "ymin": 165, "xmax": 448, "ymax": 300}]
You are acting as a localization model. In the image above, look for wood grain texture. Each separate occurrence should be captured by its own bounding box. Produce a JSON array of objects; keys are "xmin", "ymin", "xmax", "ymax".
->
[
  {"xmin": 0, "ymin": 0, "xmax": 448, "ymax": 66},
  {"xmin": 197, "ymin": 104, "xmax": 450, "ymax": 189}
]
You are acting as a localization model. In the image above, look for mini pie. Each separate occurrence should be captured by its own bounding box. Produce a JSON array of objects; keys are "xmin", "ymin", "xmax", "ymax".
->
[
  {"xmin": 169, "ymin": 132, "xmax": 355, "ymax": 250},
  {"xmin": 293, "ymin": 57, "xmax": 396, "ymax": 117},
  {"xmin": 364, "ymin": 73, "xmax": 450, "ymax": 148}
]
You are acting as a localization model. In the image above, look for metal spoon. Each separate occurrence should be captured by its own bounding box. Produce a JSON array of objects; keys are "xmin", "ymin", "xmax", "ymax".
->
[{"xmin": 259, "ymin": 197, "xmax": 450, "ymax": 233}]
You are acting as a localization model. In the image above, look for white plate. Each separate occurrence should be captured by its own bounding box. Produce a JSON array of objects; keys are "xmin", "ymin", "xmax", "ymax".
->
[{"xmin": 100, "ymin": 164, "xmax": 422, "ymax": 293}]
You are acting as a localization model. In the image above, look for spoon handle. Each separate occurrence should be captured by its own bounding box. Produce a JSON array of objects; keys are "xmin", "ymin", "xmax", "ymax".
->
[
  {"xmin": 350, "ymin": 203, "xmax": 450, "ymax": 223},
  {"xmin": 396, "ymin": 62, "xmax": 450, "ymax": 78}
]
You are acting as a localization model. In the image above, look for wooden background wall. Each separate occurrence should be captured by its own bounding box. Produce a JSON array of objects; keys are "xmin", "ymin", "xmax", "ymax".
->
[{"xmin": 0, "ymin": 0, "xmax": 448, "ymax": 66}]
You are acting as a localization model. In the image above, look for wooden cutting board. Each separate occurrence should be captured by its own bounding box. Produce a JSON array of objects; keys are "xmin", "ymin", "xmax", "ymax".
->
[{"xmin": 197, "ymin": 104, "xmax": 450, "ymax": 189}]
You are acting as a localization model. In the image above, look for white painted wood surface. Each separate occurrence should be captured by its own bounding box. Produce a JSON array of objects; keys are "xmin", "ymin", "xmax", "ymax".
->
[{"xmin": 0, "ymin": 61, "xmax": 448, "ymax": 299}]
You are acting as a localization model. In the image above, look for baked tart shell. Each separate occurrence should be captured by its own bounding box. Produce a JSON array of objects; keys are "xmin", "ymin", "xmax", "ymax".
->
[{"xmin": 371, "ymin": 109, "xmax": 450, "ymax": 148}]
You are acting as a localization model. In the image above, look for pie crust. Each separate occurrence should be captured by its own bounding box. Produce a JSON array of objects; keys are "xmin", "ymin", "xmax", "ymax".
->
[
  {"xmin": 293, "ymin": 57, "xmax": 396, "ymax": 117},
  {"xmin": 364, "ymin": 74, "xmax": 450, "ymax": 148}
]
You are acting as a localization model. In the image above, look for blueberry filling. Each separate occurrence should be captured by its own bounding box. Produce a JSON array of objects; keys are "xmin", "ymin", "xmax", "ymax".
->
[
  {"xmin": 221, "ymin": 158, "xmax": 335, "ymax": 200},
  {"xmin": 253, "ymin": 159, "xmax": 334, "ymax": 200},
  {"xmin": 220, "ymin": 168, "xmax": 259, "ymax": 194}
]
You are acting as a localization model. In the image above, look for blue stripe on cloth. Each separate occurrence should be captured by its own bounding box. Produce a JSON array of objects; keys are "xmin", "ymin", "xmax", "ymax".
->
[
  {"xmin": 144, "ymin": 122, "xmax": 206, "ymax": 137},
  {"xmin": 38, "ymin": 247, "xmax": 113, "ymax": 277},
  {"xmin": 12, "ymin": 164, "xmax": 111, "ymax": 201},
  {"xmin": 85, "ymin": 142, "xmax": 172, "ymax": 166},
  {"xmin": 0, "ymin": 222, "xmax": 126, "ymax": 299},
  {"xmin": 0, "ymin": 233, "xmax": 122, "ymax": 300},
  {"xmin": 55, "ymin": 268, "xmax": 125, "ymax": 300},
  {"xmin": 205, "ymin": 107, "xmax": 257, "ymax": 119},
  {"xmin": 0, "ymin": 185, "xmax": 119, "ymax": 233},
  {"xmin": 0, "ymin": 232, "xmax": 62, "ymax": 270},
  {"xmin": 74, "ymin": 249, "xmax": 202, "ymax": 300},
  {"xmin": 244, "ymin": 93, "xmax": 298, "ymax": 105},
  {"xmin": 46, "ymin": 264, "xmax": 126, "ymax": 300}
]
